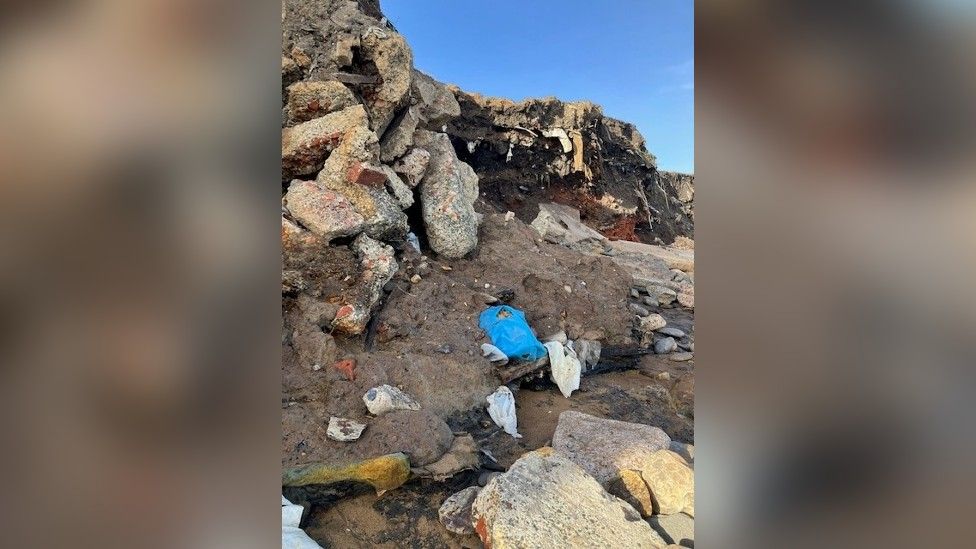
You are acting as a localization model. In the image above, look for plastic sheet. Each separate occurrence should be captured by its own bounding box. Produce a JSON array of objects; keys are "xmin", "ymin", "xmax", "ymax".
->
[
  {"xmin": 544, "ymin": 341, "xmax": 581, "ymax": 398},
  {"xmin": 486, "ymin": 386, "xmax": 522, "ymax": 438}
]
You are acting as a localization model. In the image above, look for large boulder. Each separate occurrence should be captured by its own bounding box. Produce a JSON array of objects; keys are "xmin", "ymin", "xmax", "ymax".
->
[
  {"xmin": 412, "ymin": 70, "xmax": 461, "ymax": 128},
  {"xmin": 470, "ymin": 448, "xmax": 665, "ymax": 548},
  {"xmin": 414, "ymin": 130, "xmax": 480, "ymax": 258},
  {"xmin": 551, "ymin": 410, "xmax": 671, "ymax": 485},
  {"xmin": 609, "ymin": 450, "xmax": 694, "ymax": 516},
  {"xmin": 281, "ymin": 105, "xmax": 367, "ymax": 179}
]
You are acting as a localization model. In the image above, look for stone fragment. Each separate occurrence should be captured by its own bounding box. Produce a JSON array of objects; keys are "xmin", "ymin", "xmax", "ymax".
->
[
  {"xmin": 608, "ymin": 469, "xmax": 655, "ymax": 517},
  {"xmin": 332, "ymin": 34, "xmax": 359, "ymax": 67},
  {"xmin": 551, "ymin": 410, "xmax": 671, "ymax": 485},
  {"xmin": 285, "ymin": 80, "xmax": 358, "ymax": 125},
  {"xmin": 530, "ymin": 202, "xmax": 608, "ymax": 253},
  {"xmin": 327, "ymin": 416, "xmax": 367, "ymax": 442},
  {"xmin": 363, "ymin": 384, "xmax": 421, "ymax": 415},
  {"xmin": 284, "ymin": 180, "xmax": 365, "ymax": 240},
  {"xmin": 657, "ymin": 326, "xmax": 686, "ymax": 338},
  {"xmin": 639, "ymin": 313, "xmax": 667, "ymax": 332},
  {"xmin": 359, "ymin": 28, "xmax": 413, "ymax": 136},
  {"xmin": 655, "ymin": 337, "xmax": 678, "ymax": 354},
  {"xmin": 639, "ymin": 450, "xmax": 695, "ymax": 515},
  {"xmin": 670, "ymin": 352, "xmax": 693, "ymax": 362},
  {"xmin": 677, "ymin": 289, "xmax": 694, "ymax": 309},
  {"xmin": 380, "ymin": 106, "xmax": 419, "ymax": 162},
  {"xmin": 379, "ymin": 165, "xmax": 414, "ymax": 209},
  {"xmin": 332, "ymin": 358, "xmax": 356, "ymax": 381},
  {"xmin": 331, "ymin": 234, "xmax": 398, "ymax": 335},
  {"xmin": 628, "ymin": 302, "xmax": 650, "ymax": 317},
  {"xmin": 646, "ymin": 285, "xmax": 678, "ymax": 305},
  {"xmin": 413, "ymin": 434, "xmax": 480, "ymax": 480},
  {"xmin": 282, "ymin": 453, "xmax": 410, "ymax": 494},
  {"xmin": 414, "ymin": 130, "xmax": 480, "ymax": 258},
  {"xmin": 392, "ymin": 147, "xmax": 430, "ymax": 187},
  {"xmin": 281, "ymin": 105, "xmax": 367, "ymax": 179},
  {"xmin": 412, "ymin": 70, "xmax": 461, "ymax": 127},
  {"xmin": 649, "ymin": 512, "xmax": 695, "ymax": 547},
  {"xmin": 439, "ymin": 486, "xmax": 481, "ymax": 535},
  {"xmin": 470, "ymin": 448, "xmax": 666, "ymax": 548}
]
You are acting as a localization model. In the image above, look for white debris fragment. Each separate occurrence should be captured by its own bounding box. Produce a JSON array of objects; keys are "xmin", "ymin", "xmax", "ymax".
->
[
  {"xmin": 481, "ymin": 343, "xmax": 509, "ymax": 365},
  {"xmin": 504, "ymin": 211, "xmax": 515, "ymax": 222},
  {"xmin": 542, "ymin": 128, "xmax": 573, "ymax": 153},
  {"xmin": 486, "ymin": 386, "xmax": 521, "ymax": 438},
  {"xmin": 327, "ymin": 416, "xmax": 367, "ymax": 441},
  {"xmin": 405, "ymin": 232, "xmax": 421, "ymax": 252},
  {"xmin": 363, "ymin": 384, "xmax": 421, "ymax": 415}
]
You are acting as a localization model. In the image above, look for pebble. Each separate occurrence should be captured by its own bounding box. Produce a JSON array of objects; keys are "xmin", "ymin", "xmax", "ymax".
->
[
  {"xmin": 670, "ymin": 352, "xmax": 693, "ymax": 362},
  {"xmin": 654, "ymin": 337, "xmax": 678, "ymax": 354},
  {"xmin": 436, "ymin": 344, "xmax": 453, "ymax": 354},
  {"xmin": 631, "ymin": 288, "xmax": 640, "ymax": 299},
  {"xmin": 410, "ymin": 274, "xmax": 422, "ymax": 284},
  {"xmin": 628, "ymin": 303, "xmax": 650, "ymax": 317},
  {"xmin": 656, "ymin": 326, "xmax": 686, "ymax": 338}
]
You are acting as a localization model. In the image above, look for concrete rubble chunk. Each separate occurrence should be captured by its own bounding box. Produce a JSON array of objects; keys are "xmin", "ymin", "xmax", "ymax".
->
[
  {"xmin": 332, "ymin": 34, "xmax": 359, "ymax": 67},
  {"xmin": 284, "ymin": 179, "xmax": 365, "ymax": 241},
  {"xmin": 677, "ymin": 289, "xmax": 694, "ymax": 309},
  {"xmin": 286, "ymin": 80, "xmax": 359, "ymax": 125},
  {"xmin": 327, "ymin": 416, "xmax": 367, "ymax": 442},
  {"xmin": 379, "ymin": 164, "xmax": 414, "ymax": 209},
  {"xmin": 470, "ymin": 448, "xmax": 666, "ymax": 549},
  {"xmin": 614, "ymin": 450, "xmax": 694, "ymax": 516},
  {"xmin": 392, "ymin": 147, "xmax": 430, "ymax": 187},
  {"xmin": 282, "ymin": 105, "xmax": 368, "ymax": 179},
  {"xmin": 331, "ymin": 234, "xmax": 398, "ymax": 335},
  {"xmin": 380, "ymin": 106, "xmax": 420, "ymax": 162},
  {"xmin": 438, "ymin": 486, "xmax": 481, "ymax": 535},
  {"xmin": 414, "ymin": 130, "xmax": 480, "ymax": 258},
  {"xmin": 551, "ymin": 410, "xmax": 671, "ymax": 486},
  {"xmin": 359, "ymin": 28, "xmax": 413, "ymax": 136},
  {"xmin": 412, "ymin": 70, "xmax": 461, "ymax": 127},
  {"xmin": 530, "ymin": 202, "xmax": 608, "ymax": 253}
]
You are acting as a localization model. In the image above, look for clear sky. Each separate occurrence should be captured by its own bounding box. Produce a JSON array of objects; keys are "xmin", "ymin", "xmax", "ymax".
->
[{"xmin": 383, "ymin": 0, "xmax": 694, "ymax": 174}]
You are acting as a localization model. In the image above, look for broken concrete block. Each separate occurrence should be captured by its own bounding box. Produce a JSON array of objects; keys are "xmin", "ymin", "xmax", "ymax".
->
[
  {"xmin": 551, "ymin": 410, "xmax": 671, "ymax": 485},
  {"xmin": 346, "ymin": 161, "xmax": 388, "ymax": 187},
  {"xmin": 359, "ymin": 28, "xmax": 413, "ymax": 136},
  {"xmin": 379, "ymin": 165, "xmax": 414, "ymax": 209},
  {"xmin": 285, "ymin": 80, "xmax": 358, "ymax": 125},
  {"xmin": 332, "ymin": 34, "xmax": 359, "ymax": 67},
  {"xmin": 411, "ymin": 70, "xmax": 461, "ymax": 127},
  {"xmin": 331, "ymin": 234, "xmax": 398, "ymax": 335},
  {"xmin": 281, "ymin": 105, "xmax": 367, "ymax": 179},
  {"xmin": 380, "ymin": 106, "xmax": 420, "ymax": 162},
  {"xmin": 470, "ymin": 448, "xmax": 666, "ymax": 548},
  {"xmin": 530, "ymin": 202, "xmax": 608, "ymax": 253},
  {"xmin": 392, "ymin": 147, "xmax": 430, "ymax": 187},
  {"xmin": 327, "ymin": 416, "xmax": 367, "ymax": 442},
  {"xmin": 414, "ymin": 130, "xmax": 480, "ymax": 258},
  {"xmin": 439, "ymin": 486, "xmax": 480, "ymax": 535},
  {"xmin": 283, "ymin": 180, "xmax": 364, "ymax": 241}
]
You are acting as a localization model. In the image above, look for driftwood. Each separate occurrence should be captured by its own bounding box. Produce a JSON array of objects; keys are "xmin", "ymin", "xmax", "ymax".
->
[{"xmin": 496, "ymin": 345, "xmax": 653, "ymax": 384}]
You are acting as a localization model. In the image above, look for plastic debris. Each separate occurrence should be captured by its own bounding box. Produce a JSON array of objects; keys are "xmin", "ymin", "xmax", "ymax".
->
[
  {"xmin": 575, "ymin": 339, "xmax": 602, "ymax": 371},
  {"xmin": 481, "ymin": 343, "xmax": 509, "ymax": 365},
  {"xmin": 327, "ymin": 416, "xmax": 367, "ymax": 441},
  {"xmin": 544, "ymin": 341, "xmax": 581, "ymax": 398},
  {"xmin": 364, "ymin": 384, "xmax": 421, "ymax": 415},
  {"xmin": 486, "ymin": 386, "xmax": 522, "ymax": 438},
  {"xmin": 282, "ymin": 496, "xmax": 322, "ymax": 548},
  {"xmin": 405, "ymin": 232, "xmax": 421, "ymax": 252},
  {"xmin": 478, "ymin": 305, "xmax": 547, "ymax": 362}
]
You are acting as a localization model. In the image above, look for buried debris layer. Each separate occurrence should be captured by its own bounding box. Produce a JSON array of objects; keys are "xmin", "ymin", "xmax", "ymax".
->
[{"xmin": 478, "ymin": 305, "xmax": 547, "ymax": 362}]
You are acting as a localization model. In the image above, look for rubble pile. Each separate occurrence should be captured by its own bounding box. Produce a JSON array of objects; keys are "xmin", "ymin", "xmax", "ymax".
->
[{"xmin": 281, "ymin": 1, "xmax": 694, "ymax": 547}]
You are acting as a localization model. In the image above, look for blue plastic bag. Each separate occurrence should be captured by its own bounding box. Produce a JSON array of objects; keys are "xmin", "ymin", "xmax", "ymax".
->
[{"xmin": 478, "ymin": 305, "xmax": 547, "ymax": 362}]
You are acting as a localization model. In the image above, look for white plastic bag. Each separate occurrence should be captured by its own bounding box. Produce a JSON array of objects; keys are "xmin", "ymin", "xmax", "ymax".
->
[
  {"xmin": 486, "ymin": 386, "xmax": 521, "ymax": 438},
  {"xmin": 282, "ymin": 496, "xmax": 322, "ymax": 548},
  {"xmin": 544, "ymin": 341, "xmax": 581, "ymax": 398},
  {"xmin": 363, "ymin": 385, "xmax": 421, "ymax": 415}
]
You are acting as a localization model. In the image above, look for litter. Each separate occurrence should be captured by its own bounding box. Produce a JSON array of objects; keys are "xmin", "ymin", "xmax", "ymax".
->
[
  {"xmin": 481, "ymin": 343, "xmax": 509, "ymax": 365},
  {"xmin": 544, "ymin": 341, "xmax": 581, "ymax": 398},
  {"xmin": 405, "ymin": 232, "xmax": 421, "ymax": 252},
  {"xmin": 486, "ymin": 386, "xmax": 522, "ymax": 438},
  {"xmin": 363, "ymin": 385, "xmax": 421, "ymax": 415},
  {"xmin": 282, "ymin": 496, "xmax": 322, "ymax": 548},
  {"xmin": 327, "ymin": 416, "xmax": 367, "ymax": 441},
  {"xmin": 478, "ymin": 305, "xmax": 547, "ymax": 362},
  {"xmin": 574, "ymin": 339, "xmax": 602, "ymax": 371}
]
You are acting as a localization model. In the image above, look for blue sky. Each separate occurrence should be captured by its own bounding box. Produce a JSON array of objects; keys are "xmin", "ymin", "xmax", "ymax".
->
[{"xmin": 384, "ymin": 0, "xmax": 694, "ymax": 174}]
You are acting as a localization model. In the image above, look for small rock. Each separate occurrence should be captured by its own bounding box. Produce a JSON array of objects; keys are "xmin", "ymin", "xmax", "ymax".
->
[
  {"xmin": 439, "ymin": 486, "xmax": 481, "ymax": 535},
  {"xmin": 362, "ymin": 409, "xmax": 453, "ymax": 466},
  {"xmin": 326, "ymin": 416, "xmax": 367, "ymax": 442},
  {"xmin": 657, "ymin": 326, "xmax": 686, "ymax": 338},
  {"xmin": 677, "ymin": 340, "xmax": 693, "ymax": 351},
  {"xmin": 655, "ymin": 337, "xmax": 678, "ymax": 354},
  {"xmin": 647, "ymin": 285, "xmax": 678, "ymax": 306},
  {"xmin": 631, "ymin": 288, "xmax": 641, "ymax": 299},
  {"xmin": 628, "ymin": 302, "xmax": 650, "ymax": 317},
  {"xmin": 638, "ymin": 313, "xmax": 667, "ymax": 332},
  {"xmin": 677, "ymin": 290, "xmax": 694, "ymax": 309},
  {"xmin": 363, "ymin": 384, "xmax": 421, "ymax": 415},
  {"xmin": 670, "ymin": 352, "xmax": 693, "ymax": 362},
  {"xmin": 333, "ymin": 358, "xmax": 356, "ymax": 380},
  {"xmin": 656, "ymin": 371, "xmax": 671, "ymax": 381},
  {"xmin": 410, "ymin": 274, "xmax": 422, "ymax": 284},
  {"xmin": 436, "ymin": 344, "xmax": 453, "ymax": 354}
]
